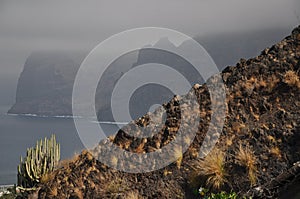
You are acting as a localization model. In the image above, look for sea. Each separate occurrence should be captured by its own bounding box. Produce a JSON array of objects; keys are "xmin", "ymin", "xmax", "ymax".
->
[{"xmin": 0, "ymin": 106, "xmax": 123, "ymax": 185}]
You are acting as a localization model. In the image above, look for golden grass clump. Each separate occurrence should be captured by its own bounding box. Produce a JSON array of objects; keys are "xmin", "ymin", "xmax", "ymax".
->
[
  {"xmin": 125, "ymin": 190, "xmax": 141, "ymax": 199},
  {"xmin": 163, "ymin": 168, "xmax": 172, "ymax": 176},
  {"xmin": 284, "ymin": 70, "xmax": 300, "ymax": 88},
  {"xmin": 194, "ymin": 148, "xmax": 227, "ymax": 189},
  {"xmin": 270, "ymin": 146, "xmax": 282, "ymax": 159},
  {"xmin": 173, "ymin": 146, "xmax": 183, "ymax": 169},
  {"xmin": 262, "ymin": 74, "xmax": 280, "ymax": 93},
  {"xmin": 231, "ymin": 121, "xmax": 246, "ymax": 134},
  {"xmin": 74, "ymin": 188, "xmax": 84, "ymax": 199},
  {"xmin": 225, "ymin": 135, "xmax": 235, "ymax": 147},
  {"xmin": 235, "ymin": 144, "xmax": 257, "ymax": 185},
  {"xmin": 242, "ymin": 76, "xmax": 257, "ymax": 94},
  {"xmin": 47, "ymin": 186, "xmax": 58, "ymax": 197}
]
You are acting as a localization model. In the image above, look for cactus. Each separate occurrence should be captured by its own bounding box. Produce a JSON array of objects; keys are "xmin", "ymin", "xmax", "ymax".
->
[{"xmin": 17, "ymin": 134, "xmax": 60, "ymax": 188}]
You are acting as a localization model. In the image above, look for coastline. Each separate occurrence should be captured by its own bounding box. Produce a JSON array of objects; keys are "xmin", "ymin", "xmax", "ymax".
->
[{"xmin": 5, "ymin": 113, "xmax": 129, "ymax": 125}]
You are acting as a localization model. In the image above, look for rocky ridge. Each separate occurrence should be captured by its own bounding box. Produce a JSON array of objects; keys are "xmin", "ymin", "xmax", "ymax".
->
[{"xmin": 36, "ymin": 26, "xmax": 300, "ymax": 199}]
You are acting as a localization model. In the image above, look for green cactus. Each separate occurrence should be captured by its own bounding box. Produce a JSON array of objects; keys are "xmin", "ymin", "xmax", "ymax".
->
[{"xmin": 17, "ymin": 134, "xmax": 60, "ymax": 188}]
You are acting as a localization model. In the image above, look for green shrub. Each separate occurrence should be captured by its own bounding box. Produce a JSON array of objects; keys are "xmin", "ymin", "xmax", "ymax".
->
[
  {"xmin": 207, "ymin": 191, "xmax": 238, "ymax": 199},
  {"xmin": 196, "ymin": 187, "xmax": 249, "ymax": 199}
]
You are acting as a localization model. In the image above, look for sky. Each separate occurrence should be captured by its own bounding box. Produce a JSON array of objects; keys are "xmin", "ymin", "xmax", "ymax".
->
[{"xmin": 0, "ymin": 0, "xmax": 299, "ymax": 108}]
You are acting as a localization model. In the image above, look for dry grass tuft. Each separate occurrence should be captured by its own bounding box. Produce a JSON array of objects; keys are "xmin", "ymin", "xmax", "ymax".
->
[
  {"xmin": 267, "ymin": 135, "xmax": 276, "ymax": 143},
  {"xmin": 173, "ymin": 146, "xmax": 183, "ymax": 169},
  {"xmin": 270, "ymin": 146, "xmax": 282, "ymax": 159},
  {"xmin": 250, "ymin": 74, "xmax": 280, "ymax": 92},
  {"xmin": 284, "ymin": 70, "xmax": 300, "ymax": 88},
  {"xmin": 244, "ymin": 76, "xmax": 257, "ymax": 90},
  {"xmin": 163, "ymin": 168, "xmax": 172, "ymax": 176},
  {"xmin": 74, "ymin": 188, "xmax": 84, "ymax": 199},
  {"xmin": 263, "ymin": 74, "xmax": 280, "ymax": 92},
  {"xmin": 226, "ymin": 135, "xmax": 235, "ymax": 147},
  {"xmin": 243, "ymin": 76, "xmax": 257, "ymax": 94},
  {"xmin": 48, "ymin": 186, "xmax": 58, "ymax": 197},
  {"xmin": 193, "ymin": 148, "xmax": 227, "ymax": 190},
  {"xmin": 40, "ymin": 172, "xmax": 55, "ymax": 184},
  {"xmin": 125, "ymin": 190, "xmax": 141, "ymax": 199},
  {"xmin": 231, "ymin": 122, "xmax": 246, "ymax": 134},
  {"xmin": 235, "ymin": 144, "xmax": 257, "ymax": 185}
]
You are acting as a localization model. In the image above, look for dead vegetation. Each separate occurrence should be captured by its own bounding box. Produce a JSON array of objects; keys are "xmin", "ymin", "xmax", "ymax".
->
[
  {"xmin": 124, "ymin": 191, "xmax": 141, "ymax": 199},
  {"xmin": 235, "ymin": 144, "xmax": 257, "ymax": 185},
  {"xmin": 191, "ymin": 148, "xmax": 228, "ymax": 190},
  {"xmin": 173, "ymin": 146, "xmax": 183, "ymax": 169},
  {"xmin": 284, "ymin": 70, "xmax": 300, "ymax": 88}
]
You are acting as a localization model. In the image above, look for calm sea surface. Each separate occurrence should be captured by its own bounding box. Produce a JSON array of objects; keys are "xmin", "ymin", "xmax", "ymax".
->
[{"xmin": 0, "ymin": 109, "xmax": 121, "ymax": 185}]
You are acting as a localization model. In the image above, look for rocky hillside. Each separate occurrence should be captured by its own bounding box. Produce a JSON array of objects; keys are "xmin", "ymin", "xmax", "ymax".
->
[{"xmin": 33, "ymin": 26, "xmax": 300, "ymax": 199}]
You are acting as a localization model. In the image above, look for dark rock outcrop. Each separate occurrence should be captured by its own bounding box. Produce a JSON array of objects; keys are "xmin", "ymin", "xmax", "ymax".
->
[{"xmin": 8, "ymin": 51, "xmax": 81, "ymax": 116}]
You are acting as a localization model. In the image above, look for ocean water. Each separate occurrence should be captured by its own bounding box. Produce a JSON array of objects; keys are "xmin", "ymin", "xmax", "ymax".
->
[{"xmin": 0, "ymin": 110, "xmax": 121, "ymax": 185}]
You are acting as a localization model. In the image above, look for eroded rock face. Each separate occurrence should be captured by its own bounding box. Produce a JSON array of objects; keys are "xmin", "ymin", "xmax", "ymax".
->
[
  {"xmin": 8, "ymin": 52, "xmax": 81, "ymax": 116},
  {"xmin": 37, "ymin": 26, "xmax": 300, "ymax": 198}
]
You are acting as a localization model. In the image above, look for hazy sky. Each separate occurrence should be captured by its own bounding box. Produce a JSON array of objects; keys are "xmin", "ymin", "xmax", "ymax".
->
[{"xmin": 0, "ymin": 0, "xmax": 299, "ymax": 107}]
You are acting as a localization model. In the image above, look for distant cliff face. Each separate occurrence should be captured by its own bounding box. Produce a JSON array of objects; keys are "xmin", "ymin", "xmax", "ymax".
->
[
  {"xmin": 8, "ymin": 52, "xmax": 81, "ymax": 116},
  {"xmin": 9, "ymin": 28, "xmax": 291, "ymax": 120}
]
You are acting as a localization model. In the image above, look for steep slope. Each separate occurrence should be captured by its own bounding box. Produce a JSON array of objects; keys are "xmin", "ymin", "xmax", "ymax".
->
[{"xmin": 34, "ymin": 25, "xmax": 300, "ymax": 199}]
